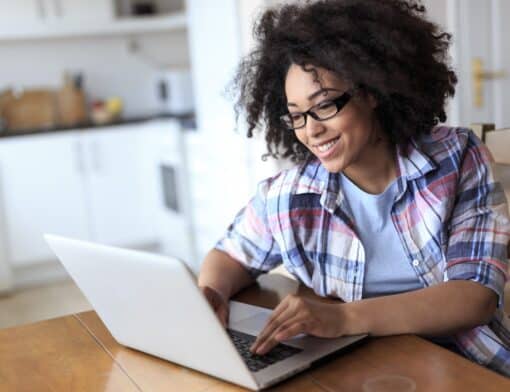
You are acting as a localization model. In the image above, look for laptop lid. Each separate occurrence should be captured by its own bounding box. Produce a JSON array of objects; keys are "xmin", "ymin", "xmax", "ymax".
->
[{"xmin": 44, "ymin": 234, "xmax": 258, "ymax": 390}]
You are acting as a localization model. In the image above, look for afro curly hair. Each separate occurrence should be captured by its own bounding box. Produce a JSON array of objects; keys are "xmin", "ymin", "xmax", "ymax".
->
[{"xmin": 231, "ymin": 0, "xmax": 457, "ymax": 162}]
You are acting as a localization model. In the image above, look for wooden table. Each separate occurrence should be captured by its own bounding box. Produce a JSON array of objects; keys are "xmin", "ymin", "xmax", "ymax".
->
[{"xmin": 1, "ymin": 274, "xmax": 510, "ymax": 391}]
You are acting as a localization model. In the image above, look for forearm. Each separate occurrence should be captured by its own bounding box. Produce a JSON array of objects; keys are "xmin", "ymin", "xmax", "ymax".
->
[
  {"xmin": 342, "ymin": 280, "xmax": 498, "ymax": 337},
  {"xmin": 198, "ymin": 249, "xmax": 254, "ymax": 299}
]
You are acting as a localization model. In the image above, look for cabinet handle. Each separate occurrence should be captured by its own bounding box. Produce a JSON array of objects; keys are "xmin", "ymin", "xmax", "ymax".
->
[
  {"xmin": 91, "ymin": 141, "xmax": 101, "ymax": 173},
  {"xmin": 37, "ymin": 0, "xmax": 46, "ymax": 19},
  {"xmin": 53, "ymin": 0, "xmax": 62, "ymax": 18},
  {"xmin": 74, "ymin": 141, "xmax": 84, "ymax": 173}
]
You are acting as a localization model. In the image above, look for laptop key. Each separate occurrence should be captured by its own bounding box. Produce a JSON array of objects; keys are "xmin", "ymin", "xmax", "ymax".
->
[{"xmin": 227, "ymin": 329, "xmax": 302, "ymax": 372}]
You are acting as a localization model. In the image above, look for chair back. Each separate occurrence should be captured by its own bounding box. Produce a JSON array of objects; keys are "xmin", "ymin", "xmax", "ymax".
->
[{"xmin": 472, "ymin": 123, "xmax": 510, "ymax": 311}]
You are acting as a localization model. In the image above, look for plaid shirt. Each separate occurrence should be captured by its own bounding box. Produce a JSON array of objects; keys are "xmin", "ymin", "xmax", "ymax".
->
[{"xmin": 216, "ymin": 126, "xmax": 510, "ymax": 376}]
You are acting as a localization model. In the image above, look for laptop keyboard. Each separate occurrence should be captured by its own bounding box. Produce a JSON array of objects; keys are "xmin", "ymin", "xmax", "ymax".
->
[{"xmin": 227, "ymin": 329, "xmax": 302, "ymax": 372}]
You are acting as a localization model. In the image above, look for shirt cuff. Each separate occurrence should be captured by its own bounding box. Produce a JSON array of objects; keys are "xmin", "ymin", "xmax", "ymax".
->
[
  {"xmin": 214, "ymin": 240, "xmax": 267, "ymax": 279},
  {"xmin": 446, "ymin": 261, "xmax": 508, "ymax": 307}
]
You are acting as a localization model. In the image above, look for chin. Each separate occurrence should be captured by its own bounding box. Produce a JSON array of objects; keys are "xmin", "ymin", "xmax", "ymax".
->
[{"xmin": 320, "ymin": 159, "xmax": 344, "ymax": 173}]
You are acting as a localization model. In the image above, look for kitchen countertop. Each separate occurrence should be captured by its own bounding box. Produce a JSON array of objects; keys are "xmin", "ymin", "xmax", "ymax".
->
[{"xmin": 0, "ymin": 112, "xmax": 196, "ymax": 138}]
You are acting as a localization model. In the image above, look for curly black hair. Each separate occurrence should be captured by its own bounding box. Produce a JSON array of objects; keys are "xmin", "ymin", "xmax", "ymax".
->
[{"xmin": 232, "ymin": 0, "xmax": 457, "ymax": 162}]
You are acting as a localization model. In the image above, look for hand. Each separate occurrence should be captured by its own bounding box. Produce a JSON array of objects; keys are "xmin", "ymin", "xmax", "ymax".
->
[
  {"xmin": 200, "ymin": 285, "xmax": 230, "ymax": 328},
  {"xmin": 250, "ymin": 294, "xmax": 345, "ymax": 355}
]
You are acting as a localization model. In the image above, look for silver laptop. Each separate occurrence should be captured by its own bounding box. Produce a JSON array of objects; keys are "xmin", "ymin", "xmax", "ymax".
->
[{"xmin": 44, "ymin": 234, "xmax": 366, "ymax": 391}]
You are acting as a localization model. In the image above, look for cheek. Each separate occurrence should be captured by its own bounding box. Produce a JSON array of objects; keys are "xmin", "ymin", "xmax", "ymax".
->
[
  {"xmin": 334, "ymin": 123, "xmax": 372, "ymax": 162},
  {"xmin": 338, "ymin": 109, "xmax": 372, "ymax": 146},
  {"xmin": 342, "ymin": 129, "xmax": 370, "ymax": 159},
  {"xmin": 294, "ymin": 130, "xmax": 307, "ymax": 146}
]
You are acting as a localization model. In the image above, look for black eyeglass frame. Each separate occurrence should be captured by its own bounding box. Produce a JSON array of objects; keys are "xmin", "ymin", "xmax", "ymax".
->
[{"xmin": 280, "ymin": 91, "xmax": 353, "ymax": 130}]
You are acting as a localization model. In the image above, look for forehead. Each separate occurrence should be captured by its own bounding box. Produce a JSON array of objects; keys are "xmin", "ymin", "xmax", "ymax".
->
[{"xmin": 284, "ymin": 64, "xmax": 347, "ymax": 102}]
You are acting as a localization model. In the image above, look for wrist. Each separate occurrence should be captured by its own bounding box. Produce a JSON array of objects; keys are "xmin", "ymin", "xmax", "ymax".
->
[{"xmin": 341, "ymin": 301, "xmax": 371, "ymax": 336}]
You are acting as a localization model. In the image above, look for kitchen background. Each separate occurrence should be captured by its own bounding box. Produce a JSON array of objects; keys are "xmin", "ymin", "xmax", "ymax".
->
[{"xmin": 0, "ymin": 0, "xmax": 509, "ymax": 328}]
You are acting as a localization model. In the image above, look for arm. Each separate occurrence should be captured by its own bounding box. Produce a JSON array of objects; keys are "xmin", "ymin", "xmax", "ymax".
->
[
  {"xmin": 197, "ymin": 249, "xmax": 254, "ymax": 327},
  {"xmin": 342, "ymin": 280, "xmax": 497, "ymax": 337},
  {"xmin": 198, "ymin": 248, "xmax": 254, "ymax": 300},
  {"xmin": 251, "ymin": 279, "xmax": 497, "ymax": 355}
]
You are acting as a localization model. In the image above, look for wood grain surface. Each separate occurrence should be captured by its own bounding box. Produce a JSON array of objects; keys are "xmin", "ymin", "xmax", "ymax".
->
[
  {"xmin": 2, "ymin": 273, "xmax": 509, "ymax": 391},
  {"xmin": 0, "ymin": 315, "xmax": 138, "ymax": 392}
]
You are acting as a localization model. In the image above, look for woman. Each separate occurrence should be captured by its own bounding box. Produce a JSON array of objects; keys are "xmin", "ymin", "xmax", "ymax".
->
[{"xmin": 198, "ymin": 0, "xmax": 510, "ymax": 376}]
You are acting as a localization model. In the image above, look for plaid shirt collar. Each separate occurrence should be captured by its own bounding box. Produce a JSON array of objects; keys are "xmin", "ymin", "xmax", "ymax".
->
[{"xmin": 294, "ymin": 139, "xmax": 438, "ymax": 214}]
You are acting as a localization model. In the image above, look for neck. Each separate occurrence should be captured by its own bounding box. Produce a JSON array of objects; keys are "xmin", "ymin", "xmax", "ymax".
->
[{"xmin": 342, "ymin": 139, "xmax": 397, "ymax": 194}]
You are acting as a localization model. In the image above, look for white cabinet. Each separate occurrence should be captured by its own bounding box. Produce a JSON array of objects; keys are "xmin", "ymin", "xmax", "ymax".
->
[
  {"xmin": 0, "ymin": 132, "xmax": 90, "ymax": 265},
  {"xmin": 0, "ymin": 0, "xmax": 112, "ymax": 26},
  {"xmin": 0, "ymin": 123, "xmax": 168, "ymax": 267},
  {"xmin": 0, "ymin": 1, "xmax": 43, "ymax": 24},
  {"xmin": 83, "ymin": 125, "xmax": 157, "ymax": 246},
  {"xmin": 45, "ymin": 0, "xmax": 114, "ymax": 22},
  {"xmin": 0, "ymin": 0, "xmax": 185, "ymax": 41}
]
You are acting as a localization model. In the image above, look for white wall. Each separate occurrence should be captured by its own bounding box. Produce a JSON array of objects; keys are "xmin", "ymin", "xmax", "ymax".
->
[
  {"xmin": 0, "ymin": 32, "xmax": 189, "ymax": 117},
  {"xmin": 423, "ymin": 0, "xmax": 448, "ymax": 28}
]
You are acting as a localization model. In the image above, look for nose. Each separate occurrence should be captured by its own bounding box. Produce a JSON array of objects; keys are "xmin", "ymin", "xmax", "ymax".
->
[{"xmin": 305, "ymin": 114, "xmax": 326, "ymax": 139}]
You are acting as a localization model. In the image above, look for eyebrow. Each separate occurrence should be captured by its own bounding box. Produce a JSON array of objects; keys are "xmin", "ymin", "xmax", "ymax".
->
[{"xmin": 287, "ymin": 88, "xmax": 342, "ymax": 107}]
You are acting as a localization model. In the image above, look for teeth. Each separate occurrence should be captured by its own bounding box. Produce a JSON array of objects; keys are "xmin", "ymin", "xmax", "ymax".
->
[{"xmin": 317, "ymin": 138, "xmax": 339, "ymax": 152}]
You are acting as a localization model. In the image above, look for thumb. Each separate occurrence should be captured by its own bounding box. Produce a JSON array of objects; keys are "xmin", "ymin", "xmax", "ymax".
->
[{"xmin": 218, "ymin": 306, "xmax": 229, "ymax": 328}]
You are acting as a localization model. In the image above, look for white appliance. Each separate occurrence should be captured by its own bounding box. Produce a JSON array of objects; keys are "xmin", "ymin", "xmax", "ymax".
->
[
  {"xmin": 157, "ymin": 69, "xmax": 194, "ymax": 115},
  {"xmin": 145, "ymin": 120, "xmax": 197, "ymax": 270}
]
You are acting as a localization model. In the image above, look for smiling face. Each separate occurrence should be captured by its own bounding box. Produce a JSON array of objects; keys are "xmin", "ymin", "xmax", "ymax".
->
[{"xmin": 284, "ymin": 64, "xmax": 386, "ymax": 176}]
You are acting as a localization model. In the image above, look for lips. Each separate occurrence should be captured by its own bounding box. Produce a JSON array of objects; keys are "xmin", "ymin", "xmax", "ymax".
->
[{"xmin": 312, "ymin": 136, "xmax": 341, "ymax": 159}]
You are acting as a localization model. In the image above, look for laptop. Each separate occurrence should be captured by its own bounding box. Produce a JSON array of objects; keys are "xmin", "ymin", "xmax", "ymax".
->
[{"xmin": 44, "ymin": 234, "xmax": 366, "ymax": 391}]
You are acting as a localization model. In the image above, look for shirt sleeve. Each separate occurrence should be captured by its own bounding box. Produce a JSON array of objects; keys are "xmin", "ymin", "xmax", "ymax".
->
[
  {"xmin": 215, "ymin": 178, "xmax": 282, "ymax": 278},
  {"xmin": 445, "ymin": 130, "xmax": 510, "ymax": 306}
]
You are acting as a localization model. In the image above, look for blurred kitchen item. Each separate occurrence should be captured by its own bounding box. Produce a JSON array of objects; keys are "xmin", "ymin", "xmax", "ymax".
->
[
  {"xmin": 57, "ymin": 72, "xmax": 88, "ymax": 127},
  {"xmin": 116, "ymin": 0, "xmax": 183, "ymax": 17},
  {"xmin": 132, "ymin": 1, "xmax": 157, "ymax": 15},
  {"xmin": 0, "ymin": 89, "xmax": 13, "ymax": 132},
  {"xmin": 90, "ymin": 100, "xmax": 110, "ymax": 125},
  {"xmin": 0, "ymin": 89, "xmax": 13, "ymax": 112},
  {"xmin": 90, "ymin": 97, "xmax": 123, "ymax": 125},
  {"xmin": 2, "ymin": 89, "xmax": 57, "ymax": 131},
  {"xmin": 157, "ymin": 68, "xmax": 194, "ymax": 115},
  {"xmin": 105, "ymin": 97, "xmax": 123, "ymax": 118}
]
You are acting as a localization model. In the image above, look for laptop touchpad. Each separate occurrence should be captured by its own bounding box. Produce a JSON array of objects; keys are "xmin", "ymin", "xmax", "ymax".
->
[
  {"xmin": 229, "ymin": 301, "xmax": 271, "ymax": 335},
  {"xmin": 228, "ymin": 301, "xmax": 307, "ymax": 348},
  {"xmin": 231, "ymin": 312, "xmax": 270, "ymax": 336}
]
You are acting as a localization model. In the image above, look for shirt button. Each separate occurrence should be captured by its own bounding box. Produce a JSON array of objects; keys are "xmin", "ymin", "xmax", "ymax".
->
[{"xmin": 412, "ymin": 259, "xmax": 420, "ymax": 267}]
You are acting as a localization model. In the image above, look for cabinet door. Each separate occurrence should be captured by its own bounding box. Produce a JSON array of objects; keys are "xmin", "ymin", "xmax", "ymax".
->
[
  {"xmin": 49, "ymin": 0, "xmax": 113, "ymax": 21},
  {"xmin": 0, "ymin": 133, "xmax": 89, "ymax": 265},
  {"xmin": 0, "ymin": 0, "xmax": 43, "ymax": 26},
  {"xmin": 83, "ymin": 125, "xmax": 157, "ymax": 247}
]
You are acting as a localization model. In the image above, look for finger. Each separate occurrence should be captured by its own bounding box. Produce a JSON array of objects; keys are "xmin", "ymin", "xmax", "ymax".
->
[
  {"xmin": 251, "ymin": 305, "xmax": 295, "ymax": 353},
  {"xmin": 250, "ymin": 295, "xmax": 306, "ymax": 353},
  {"xmin": 256, "ymin": 316, "xmax": 306, "ymax": 355},
  {"xmin": 251, "ymin": 304, "xmax": 292, "ymax": 351},
  {"xmin": 274, "ymin": 319, "xmax": 307, "ymax": 341}
]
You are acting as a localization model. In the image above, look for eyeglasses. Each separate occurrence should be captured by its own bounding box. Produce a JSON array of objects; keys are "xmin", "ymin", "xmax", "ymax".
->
[{"xmin": 280, "ymin": 91, "xmax": 352, "ymax": 130}]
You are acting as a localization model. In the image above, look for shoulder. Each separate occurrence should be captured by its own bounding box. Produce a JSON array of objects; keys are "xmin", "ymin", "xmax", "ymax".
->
[
  {"xmin": 416, "ymin": 126, "xmax": 490, "ymax": 168},
  {"xmin": 255, "ymin": 159, "xmax": 325, "ymax": 201}
]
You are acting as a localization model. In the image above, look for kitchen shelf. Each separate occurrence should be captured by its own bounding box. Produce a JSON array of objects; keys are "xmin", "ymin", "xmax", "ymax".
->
[{"xmin": 0, "ymin": 12, "xmax": 187, "ymax": 42}]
